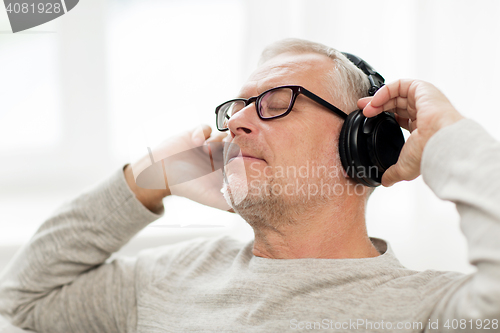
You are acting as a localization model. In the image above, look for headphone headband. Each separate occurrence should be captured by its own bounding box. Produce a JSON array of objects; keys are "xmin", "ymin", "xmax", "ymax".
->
[{"xmin": 341, "ymin": 52, "xmax": 385, "ymax": 96}]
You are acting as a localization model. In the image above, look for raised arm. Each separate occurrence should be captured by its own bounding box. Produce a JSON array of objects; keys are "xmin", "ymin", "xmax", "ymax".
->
[{"xmin": 360, "ymin": 79, "xmax": 500, "ymax": 332}]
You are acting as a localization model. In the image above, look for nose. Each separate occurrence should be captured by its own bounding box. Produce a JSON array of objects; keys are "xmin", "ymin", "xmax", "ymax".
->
[{"xmin": 226, "ymin": 104, "xmax": 260, "ymax": 138}]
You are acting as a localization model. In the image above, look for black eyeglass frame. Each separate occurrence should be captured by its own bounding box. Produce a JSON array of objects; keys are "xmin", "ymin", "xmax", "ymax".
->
[{"xmin": 215, "ymin": 85, "xmax": 348, "ymax": 132}]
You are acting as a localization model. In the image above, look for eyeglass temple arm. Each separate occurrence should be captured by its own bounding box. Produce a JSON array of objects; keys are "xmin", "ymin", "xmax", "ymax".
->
[{"xmin": 299, "ymin": 88, "xmax": 348, "ymax": 120}]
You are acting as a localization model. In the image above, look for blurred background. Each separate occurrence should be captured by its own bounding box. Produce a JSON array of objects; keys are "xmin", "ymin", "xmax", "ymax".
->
[{"xmin": 1, "ymin": 0, "xmax": 499, "ymax": 273}]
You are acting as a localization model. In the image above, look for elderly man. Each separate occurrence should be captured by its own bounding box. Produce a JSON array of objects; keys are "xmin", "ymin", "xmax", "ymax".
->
[{"xmin": 1, "ymin": 39, "xmax": 499, "ymax": 332}]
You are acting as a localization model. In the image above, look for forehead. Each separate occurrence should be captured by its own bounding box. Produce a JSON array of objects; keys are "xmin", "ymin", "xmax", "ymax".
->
[{"xmin": 239, "ymin": 52, "xmax": 334, "ymax": 97}]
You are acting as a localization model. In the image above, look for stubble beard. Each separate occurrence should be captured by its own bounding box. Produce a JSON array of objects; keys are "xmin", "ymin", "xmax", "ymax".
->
[{"xmin": 221, "ymin": 168, "xmax": 339, "ymax": 232}]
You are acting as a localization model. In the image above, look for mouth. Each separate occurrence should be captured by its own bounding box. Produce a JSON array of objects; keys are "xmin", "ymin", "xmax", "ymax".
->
[
  {"xmin": 224, "ymin": 142, "xmax": 265, "ymax": 165},
  {"xmin": 231, "ymin": 155, "xmax": 264, "ymax": 162}
]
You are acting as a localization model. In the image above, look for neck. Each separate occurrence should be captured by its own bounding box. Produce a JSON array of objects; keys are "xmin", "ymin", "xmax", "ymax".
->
[{"xmin": 249, "ymin": 194, "xmax": 380, "ymax": 259}]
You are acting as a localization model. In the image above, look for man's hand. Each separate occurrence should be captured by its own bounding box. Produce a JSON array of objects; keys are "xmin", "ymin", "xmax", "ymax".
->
[
  {"xmin": 358, "ymin": 79, "xmax": 465, "ymax": 187},
  {"xmin": 125, "ymin": 125, "xmax": 232, "ymax": 212}
]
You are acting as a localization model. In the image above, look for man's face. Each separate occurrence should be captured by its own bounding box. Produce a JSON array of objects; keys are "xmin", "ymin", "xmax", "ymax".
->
[{"xmin": 222, "ymin": 52, "xmax": 351, "ymax": 221}]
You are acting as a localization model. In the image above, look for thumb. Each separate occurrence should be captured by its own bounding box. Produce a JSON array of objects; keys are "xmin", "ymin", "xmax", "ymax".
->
[
  {"xmin": 380, "ymin": 140, "xmax": 423, "ymax": 187},
  {"xmin": 380, "ymin": 164, "xmax": 402, "ymax": 187}
]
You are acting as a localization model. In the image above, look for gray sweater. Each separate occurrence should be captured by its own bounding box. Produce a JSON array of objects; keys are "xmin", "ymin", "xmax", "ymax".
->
[{"xmin": 0, "ymin": 119, "xmax": 499, "ymax": 333}]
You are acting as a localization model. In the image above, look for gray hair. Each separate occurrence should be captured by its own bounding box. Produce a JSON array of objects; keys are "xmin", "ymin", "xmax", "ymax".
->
[{"xmin": 258, "ymin": 38, "xmax": 371, "ymax": 112}]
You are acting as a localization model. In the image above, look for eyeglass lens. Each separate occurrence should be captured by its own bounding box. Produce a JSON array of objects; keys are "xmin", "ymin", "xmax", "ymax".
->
[
  {"xmin": 217, "ymin": 87, "xmax": 294, "ymax": 130},
  {"xmin": 259, "ymin": 88, "xmax": 293, "ymax": 118},
  {"xmin": 217, "ymin": 101, "xmax": 245, "ymax": 130}
]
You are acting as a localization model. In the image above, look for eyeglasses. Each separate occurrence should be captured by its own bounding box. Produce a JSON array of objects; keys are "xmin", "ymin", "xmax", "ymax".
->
[{"xmin": 215, "ymin": 85, "xmax": 348, "ymax": 131}]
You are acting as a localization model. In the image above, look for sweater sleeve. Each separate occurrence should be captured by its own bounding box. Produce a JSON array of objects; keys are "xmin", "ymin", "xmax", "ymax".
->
[
  {"xmin": 422, "ymin": 119, "xmax": 500, "ymax": 332},
  {"xmin": 0, "ymin": 168, "xmax": 163, "ymax": 333}
]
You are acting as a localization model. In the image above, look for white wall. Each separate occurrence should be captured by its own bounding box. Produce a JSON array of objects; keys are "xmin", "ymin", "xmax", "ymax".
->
[{"xmin": 1, "ymin": 0, "xmax": 499, "ymax": 274}]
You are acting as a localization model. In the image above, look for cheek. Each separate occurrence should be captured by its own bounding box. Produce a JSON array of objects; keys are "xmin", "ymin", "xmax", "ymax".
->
[
  {"xmin": 273, "ymin": 125, "xmax": 340, "ymax": 168},
  {"xmin": 265, "ymin": 114, "xmax": 343, "ymax": 166},
  {"xmin": 306, "ymin": 119, "xmax": 341, "ymax": 158}
]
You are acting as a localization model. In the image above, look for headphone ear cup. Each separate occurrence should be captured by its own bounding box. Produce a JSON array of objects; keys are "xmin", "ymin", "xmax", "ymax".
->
[
  {"xmin": 338, "ymin": 115, "xmax": 350, "ymax": 180},
  {"xmin": 340, "ymin": 110, "xmax": 377, "ymax": 187},
  {"xmin": 339, "ymin": 111, "xmax": 361, "ymax": 184},
  {"xmin": 366, "ymin": 112, "xmax": 405, "ymax": 179},
  {"xmin": 339, "ymin": 111, "xmax": 405, "ymax": 187}
]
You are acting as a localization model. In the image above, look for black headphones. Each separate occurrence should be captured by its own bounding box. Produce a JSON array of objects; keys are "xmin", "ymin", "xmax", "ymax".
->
[{"xmin": 338, "ymin": 52, "xmax": 405, "ymax": 187}]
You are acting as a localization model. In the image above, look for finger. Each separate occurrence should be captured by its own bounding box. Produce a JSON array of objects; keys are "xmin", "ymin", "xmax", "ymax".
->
[
  {"xmin": 192, "ymin": 124, "xmax": 212, "ymax": 146},
  {"xmin": 371, "ymin": 79, "xmax": 414, "ymax": 107},
  {"xmin": 395, "ymin": 114, "xmax": 411, "ymax": 132},
  {"xmin": 380, "ymin": 164, "xmax": 400, "ymax": 187},
  {"xmin": 357, "ymin": 96, "xmax": 373, "ymax": 110},
  {"xmin": 363, "ymin": 80, "xmax": 416, "ymax": 117},
  {"xmin": 364, "ymin": 98, "xmax": 411, "ymax": 119},
  {"xmin": 381, "ymin": 162, "xmax": 420, "ymax": 187},
  {"xmin": 203, "ymin": 132, "xmax": 227, "ymax": 154},
  {"xmin": 362, "ymin": 104, "xmax": 409, "ymax": 117},
  {"xmin": 206, "ymin": 132, "xmax": 228, "ymax": 143},
  {"xmin": 390, "ymin": 97, "xmax": 409, "ymax": 114},
  {"xmin": 381, "ymin": 160, "xmax": 415, "ymax": 187},
  {"xmin": 203, "ymin": 132, "xmax": 228, "ymax": 155},
  {"xmin": 381, "ymin": 134, "xmax": 422, "ymax": 186},
  {"xmin": 362, "ymin": 102, "xmax": 383, "ymax": 117}
]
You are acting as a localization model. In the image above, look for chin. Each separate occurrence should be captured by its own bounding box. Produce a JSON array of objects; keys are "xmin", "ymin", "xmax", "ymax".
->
[{"xmin": 221, "ymin": 174, "xmax": 249, "ymax": 207}]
